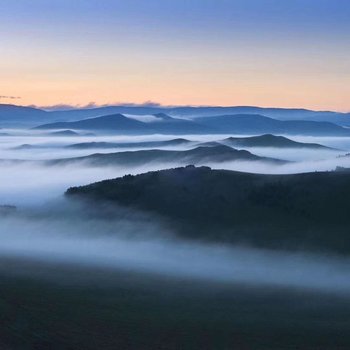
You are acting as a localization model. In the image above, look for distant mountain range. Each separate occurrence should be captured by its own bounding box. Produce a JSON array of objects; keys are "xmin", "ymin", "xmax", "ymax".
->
[
  {"xmin": 34, "ymin": 113, "xmax": 211, "ymax": 135},
  {"xmin": 34, "ymin": 113, "xmax": 152, "ymax": 132},
  {"xmin": 221, "ymin": 134, "xmax": 336, "ymax": 150},
  {"xmin": 32, "ymin": 112, "xmax": 350, "ymax": 136},
  {"xmin": 47, "ymin": 130, "xmax": 80, "ymax": 136},
  {"xmin": 195, "ymin": 114, "xmax": 350, "ymax": 136},
  {"xmin": 48, "ymin": 145, "xmax": 285, "ymax": 167},
  {"xmin": 1, "ymin": 103, "xmax": 350, "ymax": 128},
  {"xmin": 9, "ymin": 134, "xmax": 336, "ymax": 154},
  {"xmin": 66, "ymin": 138, "xmax": 191, "ymax": 150},
  {"xmin": 64, "ymin": 134, "xmax": 335, "ymax": 151},
  {"xmin": 66, "ymin": 166, "xmax": 350, "ymax": 254},
  {"xmin": 41, "ymin": 105, "xmax": 350, "ymax": 127},
  {"xmin": 0, "ymin": 104, "xmax": 48, "ymax": 126}
]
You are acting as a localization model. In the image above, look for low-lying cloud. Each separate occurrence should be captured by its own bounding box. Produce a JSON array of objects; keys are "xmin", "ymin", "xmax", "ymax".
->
[
  {"xmin": 0, "ymin": 95, "xmax": 21, "ymax": 100},
  {"xmin": 1, "ymin": 131, "xmax": 350, "ymax": 296},
  {"xmin": 1, "ymin": 204, "xmax": 350, "ymax": 295},
  {"xmin": 33, "ymin": 100, "xmax": 164, "ymax": 111}
]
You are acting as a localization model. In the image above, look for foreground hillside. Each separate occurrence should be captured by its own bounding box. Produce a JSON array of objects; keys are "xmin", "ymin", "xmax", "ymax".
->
[
  {"xmin": 1, "ymin": 260, "xmax": 350, "ymax": 350},
  {"xmin": 67, "ymin": 166, "xmax": 350, "ymax": 254}
]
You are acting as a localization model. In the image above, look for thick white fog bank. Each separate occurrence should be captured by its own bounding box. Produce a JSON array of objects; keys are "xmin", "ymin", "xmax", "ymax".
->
[
  {"xmin": 0, "ymin": 210, "xmax": 350, "ymax": 295},
  {"xmin": 3, "ymin": 156, "xmax": 350, "ymax": 207},
  {"xmin": 0, "ymin": 133, "xmax": 197, "ymax": 160},
  {"xmin": 238, "ymin": 147, "xmax": 344, "ymax": 162},
  {"xmin": 0, "ymin": 135, "xmax": 350, "ymax": 206},
  {"xmin": 1, "ymin": 133, "xmax": 350, "ymax": 168},
  {"xmin": 1, "ymin": 133, "xmax": 350, "ymax": 295},
  {"xmin": 290, "ymin": 136, "xmax": 350, "ymax": 151},
  {"xmin": 0, "ymin": 163, "xmax": 172, "ymax": 206}
]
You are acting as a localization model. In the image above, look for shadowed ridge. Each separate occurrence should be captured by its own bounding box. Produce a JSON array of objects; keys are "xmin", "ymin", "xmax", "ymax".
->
[
  {"xmin": 222, "ymin": 134, "xmax": 337, "ymax": 150},
  {"xmin": 33, "ymin": 113, "xmax": 150, "ymax": 132},
  {"xmin": 50, "ymin": 145, "xmax": 285, "ymax": 166},
  {"xmin": 66, "ymin": 165, "xmax": 350, "ymax": 254}
]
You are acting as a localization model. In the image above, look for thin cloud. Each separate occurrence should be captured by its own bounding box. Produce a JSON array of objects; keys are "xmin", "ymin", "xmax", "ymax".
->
[
  {"xmin": 0, "ymin": 95, "xmax": 21, "ymax": 100},
  {"xmin": 33, "ymin": 101, "xmax": 164, "ymax": 111}
]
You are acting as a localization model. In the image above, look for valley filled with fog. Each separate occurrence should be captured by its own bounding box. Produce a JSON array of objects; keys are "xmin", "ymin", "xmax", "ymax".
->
[
  {"xmin": 1, "ymin": 131, "xmax": 350, "ymax": 207},
  {"xmin": 2, "ymin": 1, "xmax": 350, "ymax": 347},
  {"xmin": 1, "ymin": 108, "xmax": 350, "ymax": 349},
  {"xmin": 1, "ymin": 130, "xmax": 350, "ymax": 292}
]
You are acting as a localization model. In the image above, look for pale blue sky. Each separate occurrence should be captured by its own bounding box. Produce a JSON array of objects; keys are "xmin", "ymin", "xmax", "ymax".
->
[{"xmin": 1, "ymin": 0, "xmax": 349, "ymax": 110}]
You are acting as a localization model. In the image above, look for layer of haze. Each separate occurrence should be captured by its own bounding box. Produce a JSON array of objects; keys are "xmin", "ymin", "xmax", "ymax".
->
[
  {"xmin": 1, "ymin": 133, "xmax": 350, "ymax": 295},
  {"xmin": 1, "ymin": 0, "xmax": 349, "ymax": 110},
  {"xmin": 1, "ymin": 132, "xmax": 350, "ymax": 206},
  {"xmin": 1, "ymin": 206, "xmax": 350, "ymax": 295}
]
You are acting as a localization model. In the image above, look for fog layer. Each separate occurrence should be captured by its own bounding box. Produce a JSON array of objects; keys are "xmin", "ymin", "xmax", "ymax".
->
[
  {"xmin": 1, "ymin": 204, "xmax": 350, "ymax": 295},
  {"xmin": 1, "ymin": 132, "xmax": 350, "ymax": 295}
]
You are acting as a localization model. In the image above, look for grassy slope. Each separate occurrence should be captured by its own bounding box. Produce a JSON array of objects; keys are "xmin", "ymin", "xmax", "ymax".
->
[
  {"xmin": 0, "ymin": 260, "xmax": 350, "ymax": 350},
  {"xmin": 67, "ymin": 166, "xmax": 350, "ymax": 254}
]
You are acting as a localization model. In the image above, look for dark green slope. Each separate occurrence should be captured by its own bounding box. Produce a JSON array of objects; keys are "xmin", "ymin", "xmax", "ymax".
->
[
  {"xmin": 67, "ymin": 166, "xmax": 350, "ymax": 254},
  {"xmin": 2, "ymin": 263, "xmax": 350, "ymax": 350}
]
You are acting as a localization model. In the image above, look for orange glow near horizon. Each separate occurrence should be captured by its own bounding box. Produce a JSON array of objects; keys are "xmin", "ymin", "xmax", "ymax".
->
[
  {"xmin": 1, "ymin": 78, "xmax": 349, "ymax": 112},
  {"xmin": 1, "ymin": 47, "xmax": 349, "ymax": 112},
  {"xmin": 1, "ymin": 1, "xmax": 349, "ymax": 112}
]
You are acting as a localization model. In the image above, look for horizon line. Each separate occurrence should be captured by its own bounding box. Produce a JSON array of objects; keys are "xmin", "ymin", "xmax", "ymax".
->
[{"xmin": 1, "ymin": 102, "xmax": 349, "ymax": 114}]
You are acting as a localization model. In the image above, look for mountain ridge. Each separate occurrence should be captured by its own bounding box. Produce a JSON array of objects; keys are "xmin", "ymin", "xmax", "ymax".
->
[
  {"xmin": 66, "ymin": 166, "xmax": 350, "ymax": 254},
  {"xmin": 33, "ymin": 113, "xmax": 211, "ymax": 134},
  {"xmin": 221, "ymin": 134, "xmax": 337, "ymax": 150},
  {"xmin": 2, "ymin": 103, "xmax": 350, "ymax": 127},
  {"xmin": 32, "ymin": 112, "xmax": 350, "ymax": 136},
  {"xmin": 48, "ymin": 145, "xmax": 285, "ymax": 167}
]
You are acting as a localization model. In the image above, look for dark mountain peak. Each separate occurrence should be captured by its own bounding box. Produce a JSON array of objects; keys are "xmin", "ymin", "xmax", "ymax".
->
[
  {"xmin": 153, "ymin": 113, "xmax": 173, "ymax": 120},
  {"xmin": 222, "ymin": 134, "xmax": 335, "ymax": 149},
  {"xmin": 205, "ymin": 113, "xmax": 273, "ymax": 121},
  {"xmin": 0, "ymin": 103, "xmax": 45, "ymax": 113},
  {"xmin": 65, "ymin": 138, "xmax": 192, "ymax": 150},
  {"xmin": 33, "ymin": 111, "xmax": 211, "ymax": 134},
  {"xmin": 12, "ymin": 144, "xmax": 33, "ymax": 150},
  {"xmin": 33, "ymin": 112, "xmax": 150, "ymax": 131},
  {"xmin": 184, "ymin": 145, "xmax": 267, "ymax": 161},
  {"xmin": 186, "ymin": 145, "xmax": 235, "ymax": 155},
  {"xmin": 196, "ymin": 141, "xmax": 223, "ymax": 147},
  {"xmin": 48, "ymin": 130, "xmax": 79, "ymax": 136},
  {"xmin": 224, "ymin": 134, "xmax": 288, "ymax": 143},
  {"xmin": 51, "ymin": 143, "xmax": 284, "ymax": 167},
  {"xmin": 32, "ymin": 109, "xmax": 350, "ymax": 136},
  {"xmin": 90, "ymin": 113, "xmax": 138, "ymax": 122},
  {"xmin": 0, "ymin": 104, "xmax": 48, "ymax": 126},
  {"xmin": 258, "ymin": 133, "xmax": 283, "ymax": 139},
  {"xmin": 168, "ymin": 138, "xmax": 190, "ymax": 143}
]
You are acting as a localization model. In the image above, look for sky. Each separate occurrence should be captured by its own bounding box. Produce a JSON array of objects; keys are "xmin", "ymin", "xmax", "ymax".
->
[{"xmin": 0, "ymin": 0, "xmax": 349, "ymax": 111}]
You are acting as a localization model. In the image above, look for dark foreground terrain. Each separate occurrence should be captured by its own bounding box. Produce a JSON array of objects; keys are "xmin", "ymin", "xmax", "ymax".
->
[
  {"xmin": 1, "ymin": 258, "xmax": 350, "ymax": 350},
  {"xmin": 67, "ymin": 166, "xmax": 350, "ymax": 254}
]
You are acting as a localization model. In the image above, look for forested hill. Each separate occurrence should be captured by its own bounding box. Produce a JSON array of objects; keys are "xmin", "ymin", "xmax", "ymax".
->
[{"xmin": 66, "ymin": 166, "xmax": 350, "ymax": 254}]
